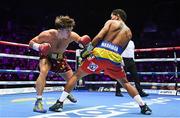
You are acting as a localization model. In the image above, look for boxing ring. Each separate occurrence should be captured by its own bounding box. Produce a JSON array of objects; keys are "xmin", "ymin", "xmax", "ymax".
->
[{"xmin": 0, "ymin": 40, "xmax": 180, "ymax": 117}]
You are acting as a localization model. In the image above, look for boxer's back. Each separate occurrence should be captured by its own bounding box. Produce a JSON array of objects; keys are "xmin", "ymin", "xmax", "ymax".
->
[{"xmin": 104, "ymin": 20, "xmax": 132, "ymax": 48}]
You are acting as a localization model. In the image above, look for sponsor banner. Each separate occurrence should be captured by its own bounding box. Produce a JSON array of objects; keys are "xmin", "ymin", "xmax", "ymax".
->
[
  {"xmin": 158, "ymin": 90, "xmax": 176, "ymax": 95},
  {"xmin": 0, "ymin": 86, "xmax": 64, "ymax": 95},
  {"xmin": 97, "ymin": 87, "xmax": 179, "ymax": 96},
  {"xmin": 1, "ymin": 86, "xmax": 179, "ymax": 96}
]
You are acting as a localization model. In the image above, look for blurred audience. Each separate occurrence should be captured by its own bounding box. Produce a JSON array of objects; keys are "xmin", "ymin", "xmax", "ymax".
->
[{"xmin": 0, "ymin": 20, "xmax": 179, "ymax": 86}]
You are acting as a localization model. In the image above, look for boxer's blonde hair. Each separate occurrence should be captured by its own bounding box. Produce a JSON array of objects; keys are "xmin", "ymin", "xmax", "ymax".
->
[{"xmin": 55, "ymin": 15, "xmax": 75, "ymax": 29}]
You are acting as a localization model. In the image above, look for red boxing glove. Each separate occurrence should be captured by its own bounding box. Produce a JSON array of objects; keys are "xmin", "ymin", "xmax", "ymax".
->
[
  {"xmin": 32, "ymin": 43, "xmax": 51, "ymax": 56},
  {"xmin": 39, "ymin": 43, "xmax": 51, "ymax": 56},
  {"xmin": 79, "ymin": 35, "xmax": 91, "ymax": 48}
]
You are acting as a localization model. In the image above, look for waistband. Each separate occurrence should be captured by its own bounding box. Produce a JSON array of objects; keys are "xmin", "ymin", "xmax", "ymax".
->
[
  {"xmin": 49, "ymin": 53, "xmax": 64, "ymax": 60},
  {"xmin": 96, "ymin": 40, "xmax": 123, "ymax": 54}
]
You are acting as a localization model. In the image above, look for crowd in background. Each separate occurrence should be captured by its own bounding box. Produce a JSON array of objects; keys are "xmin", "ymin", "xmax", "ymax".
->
[
  {"xmin": 0, "ymin": 41, "xmax": 179, "ymax": 83},
  {"xmin": 0, "ymin": 10, "xmax": 179, "ymax": 85}
]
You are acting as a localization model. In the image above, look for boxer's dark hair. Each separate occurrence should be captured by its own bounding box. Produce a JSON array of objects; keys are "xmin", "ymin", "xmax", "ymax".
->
[
  {"xmin": 55, "ymin": 15, "xmax": 75, "ymax": 29},
  {"xmin": 112, "ymin": 9, "xmax": 127, "ymax": 22}
]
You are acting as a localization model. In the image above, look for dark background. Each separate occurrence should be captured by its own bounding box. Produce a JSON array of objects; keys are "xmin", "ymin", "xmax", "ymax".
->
[
  {"xmin": 0, "ymin": 0, "xmax": 179, "ymax": 84},
  {"xmin": 0, "ymin": 0, "xmax": 180, "ymax": 48}
]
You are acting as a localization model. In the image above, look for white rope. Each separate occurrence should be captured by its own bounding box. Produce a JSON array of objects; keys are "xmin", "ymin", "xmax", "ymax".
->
[
  {"xmin": 0, "ymin": 53, "xmax": 76, "ymax": 62},
  {"xmin": 0, "ymin": 69, "xmax": 39, "ymax": 73},
  {"xmin": 0, "ymin": 53, "xmax": 39, "ymax": 60},
  {"xmin": 135, "ymin": 58, "xmax": 180, "ymax": 62},
  {"xmin": 1, "ymin": 69, "xmax": 179, "ymax": 75},
  {"xmin": 1, "ymin": 53, "xmax": 180, "ymax": 63},
  {"xmin": 84, "ymin": 81, "xmax": 179, "ymax": 86},
  {"xmin": 0, "ymin": 81, "xmax": 178, "ymax": 86},
  {"xmin": 135, "ymin": 72, "xmax": 180, "ymax": 75},
  {"xmin": 0, "ymin": 81, "xmax": 66, "ymax": 85},
  {"xmin": 0, "ymin": 69, "xmax": 179, "ymax": 76}
]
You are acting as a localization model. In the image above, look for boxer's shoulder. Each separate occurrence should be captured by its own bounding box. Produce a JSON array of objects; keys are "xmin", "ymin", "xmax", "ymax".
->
[
  {"xmin": 40, "ymin": 29, "xmax": 57, "ymax": 37},
  {"xmin": 48, "ymin": 29, "xmax": 58, "ymax": 35}
]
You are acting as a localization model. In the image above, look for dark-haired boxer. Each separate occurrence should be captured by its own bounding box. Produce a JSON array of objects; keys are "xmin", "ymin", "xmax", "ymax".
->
[{"xmin": 50, "ymin": 9, "xmax": 152, "ymax": 115}]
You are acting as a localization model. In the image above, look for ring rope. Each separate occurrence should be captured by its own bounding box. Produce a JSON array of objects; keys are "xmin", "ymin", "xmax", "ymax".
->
[
  {"xmin": 84, "ymin": 81, "xmax": 178, "ymax": 86},
  {"xmin": 0, "ymin": 40, "xmax": 180, "ymax": 53},
  {"xmin": 0, "ymin": 53, "xmax": 179, "ymax": 63},
  {"xmin": 0, "ymin": 53, "xmax": 39, "ymax": 60},
  {"xmin": 1, "ymin": 41, "xmax": 180, "ymax": 92},
  {"xmin": 0, "ymin": 41, "xmax": 29, "ymax": 48},
  {"xmin": 0, "ymin": 41, "xmax": 76, "ymax": 53},
  {"xmin": 0, "ymin": 53, "xmax": 76, "ymax": 62},
  {"xmin": 0, "ymin": 80, "xmax": 178, "ymax": 87},
  {"xmin": 135, "ymin": 58, "xmax": 180, "ymax": 62},
  {"xmin": 1, "ymin": 69, "xmax": 180, "ymax": 75},
  {"xmin": 0, "ymin": 69, "xmax": 39, "ymax": 73},
  {"xmin": 135, "ymin": 46, "xmax": 180, "ymax": 52},
  {"xmin": 0, "ymin": 81, "xmax": 66, "ymax": 85}
]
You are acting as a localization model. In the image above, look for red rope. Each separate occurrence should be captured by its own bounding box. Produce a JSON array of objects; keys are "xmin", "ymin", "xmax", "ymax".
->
[
  {"xmin": 1, "ymin": 41, "xmax": 180, "ymax": 53},
  {"xmin": 135, "ymin": 47, "xmax": 180, "ymax": 52},
  {"xmin": 0, "ymin": 41, "xmax": 76, "ymax": 53},
  {"xmin": 0, "ymin": 41, "xmax": 29, "ymax": 48}
]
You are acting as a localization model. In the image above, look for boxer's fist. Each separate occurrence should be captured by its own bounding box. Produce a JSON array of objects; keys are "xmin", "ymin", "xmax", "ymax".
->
[
  {"xmin": 79, "ymin": 35, "xmax": 91, "ymax": 48},
  {"xmin": 80, "ymin": 42, "xmax": 94, "ymax": 59},
  {"xmin": 31, "ymin": 42, "xmax": 51, "ymax": 56},
  {"xmin": 80, "ymin": 49, "xmax": 91, "ymax": 59},
  {"xmin": 39, "ymin": 43, "xmax": 51, "ymax": 56}
]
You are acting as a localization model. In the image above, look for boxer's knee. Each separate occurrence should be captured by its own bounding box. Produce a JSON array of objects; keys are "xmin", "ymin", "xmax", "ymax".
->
[{"xmin": 38, "ymin": 66, "xmax": 49, "ymax": 79}]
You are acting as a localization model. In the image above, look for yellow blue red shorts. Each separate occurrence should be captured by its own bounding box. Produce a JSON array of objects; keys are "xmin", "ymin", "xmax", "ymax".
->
[{"xmin": 80, "ymin": 40, "xmax": 126, "ymax": 79}]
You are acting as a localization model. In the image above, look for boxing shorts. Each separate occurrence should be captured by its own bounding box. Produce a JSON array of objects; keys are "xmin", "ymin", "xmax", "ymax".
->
[
  {"xmin": 40, "ymin": 53, "xmax": 71, "ymax": 73},
  {"xmin": 80, "ymin": 40, "xmax": 126, "ymax": 79}
]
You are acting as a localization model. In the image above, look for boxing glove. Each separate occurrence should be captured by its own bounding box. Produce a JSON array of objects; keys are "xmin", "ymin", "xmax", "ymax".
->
[
  {"xmin": 32, "ymin": 43, "xmax": 51, "ymax": 56},
  {"xmin": 79, "ymin": 35, "xmax": 91, "ymax": 48},
  {"xmin": 80, "ymin": 42, "xmax": 94, "ymax": 58}
]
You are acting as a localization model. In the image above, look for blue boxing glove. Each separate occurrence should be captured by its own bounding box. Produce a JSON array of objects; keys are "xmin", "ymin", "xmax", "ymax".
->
[{"xmin": 80, "ymin": 42, "xmax": 94, "ymax": 59}]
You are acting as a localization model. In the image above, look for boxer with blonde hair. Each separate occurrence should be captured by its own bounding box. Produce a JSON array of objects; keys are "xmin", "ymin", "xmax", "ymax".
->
[{"xmin": 29, "ymin": 15, "xmax": 91, "ymax": 113}]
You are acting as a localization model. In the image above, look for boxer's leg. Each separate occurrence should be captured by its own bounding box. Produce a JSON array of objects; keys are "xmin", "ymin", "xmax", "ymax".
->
[
  {"xmin": 61, "ymin": 70, "xmax": 78, "ymax": 103},
  {"xmin": 33, "ymin": 58, "xmax": 51, "ymax": 113},
  {"xmin": 118, "ymin": 78, "xmax": 152, "ymax": 115},
  {"xmin": 49, "ymin": 68, "xmax": 88, "ymax": 112}
]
